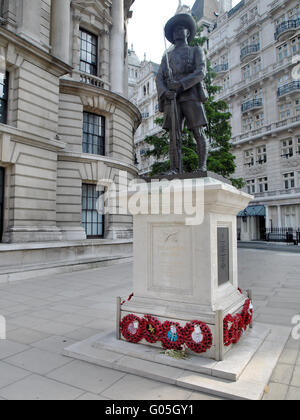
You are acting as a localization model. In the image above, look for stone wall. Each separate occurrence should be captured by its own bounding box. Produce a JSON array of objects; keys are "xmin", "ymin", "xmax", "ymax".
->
[{"xmin": 0, "ymin": 0, "xmax": 141, "ymax": 243}]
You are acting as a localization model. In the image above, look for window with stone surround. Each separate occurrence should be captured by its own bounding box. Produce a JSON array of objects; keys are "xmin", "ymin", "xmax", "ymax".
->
[
  {"xmin": 283, "ymin": 172, "xmax": 295, "ymax": 190},
  {"xmin": 277, "ymin": 43, "xmax": 289, "ymax": 61},
  {"xmin": 242, "ymin": 64, "xmax": 251, "ymax": 80},
  {"xmin": 292, "ymin": 35, "xmax": 300, "ymax": 55},
  {"xmin": 256, "ymin": 145, "xmax": 267, "ymax": 164},
  {"xmin": 253, "ymin": 58, "xmax": 262, "ymax": 75},
  {"xmin": 296, "ymin": 100, "xmax": 300, "ymax": 116},
  {"xmin": 0, "ymin": 166, "xmax": 4, "ymax": 242},
  {"xmin": 281, "ymin": 138, "xmax": 294, "ymax": 159},
  {"xmin": 279, "ymin": 103, "xmax": 292, "ymax": 120},
  {"xmin": 81, "ymin": 183, "xmax": 104, "ymax": 238},
  {"xmin": 258, "ymin": 177, "xmax": 268, "ymax": 193},
  {"xmin": 80, "ymin": 29, "xmax": 98, "ymax": 76},
  {"xmin": 244, "ymin": 149, "xmax": 254, "ymax": 167},
  {"xmin": 82, "ymin": 112, "xmax": 105, "ymax": 156},
  {"xmin": 242, "ymin": 115, "xmax": 253, "ymax": 132},
  {"xmin": 283, "ymin": 205, "xmax": 296, "ymax": 228},
  {"xmin": 246, "ymin": 179, "xmax": 256, "ymax": 194},
  {"xmin": 254, "ymin": 112, "xmax": 264, "ymax": 128},
  {"xmin": 0, "ymin": 72, "xmax": 9, "ymax": 124}
]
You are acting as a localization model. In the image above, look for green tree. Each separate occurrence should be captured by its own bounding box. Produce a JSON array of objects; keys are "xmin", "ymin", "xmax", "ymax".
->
[{"xmin": 144, "ymin": 25, "xmax": 244, "ymax": 189}]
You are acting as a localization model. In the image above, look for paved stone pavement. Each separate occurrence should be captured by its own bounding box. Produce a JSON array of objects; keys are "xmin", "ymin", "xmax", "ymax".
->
[{"xmin": 0, "ymin": 248, "xmax": 299, "ymax": 400}]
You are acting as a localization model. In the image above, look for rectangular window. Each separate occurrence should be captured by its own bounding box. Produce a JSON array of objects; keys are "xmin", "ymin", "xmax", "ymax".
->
[
  {"xmin": 279, "ymin": 103, "xmax": 291, "ymax": 120},
  {"xmin": 284, "ymin": 205, "xmax": 296, "ymax": 228},
  {"xmin": 0, "ymin": 167, "xmax": 4, "ymax": 241},
  {"xmin": 242, "ymin": 64, "xmax": 251, "ymax": 80},
  {"xmin": 254, "ymin": 112, "xmax": 264, "ymax": 128},
  {"xmin": 295, "ymin": 99, "xmax": 300, "ymax": 116},
  {"xmin": 283, "ymin": 172, "xmax": 295, "ymax": 189},
  {"xmin": 83, "ymin": 112, "xmax": 105, "ymax": 156},
  {"xmin": 246, "ymin": 179, "xmax": 256, "ymax": 194},
  {"xmin": 244, "ymin": 149, "xmax": 254, "ymax": 167},
  {"xmin": 281, "ymin": 139, "xmax": 294, "ymax": 158},
  {"xmin": 242, "ymin": 116, "xmax": 253, "ymax": 132},
  {"xmin": 80, "ymin": 29, "xmax": 98, "ymax": 76},
  {"xmin": 258, "ymin": 177, "xmax": 268, "ymax": 193},
  {"xmin": 81, "ymin": 184, "xmax": 104, "ymax": 238},
  {"xmin": 0, "ymin": 72, "xmax": 9, "ymax": 124},
  {"xmin": 256, "ymin": 145, "xmax": 267, "ymax": 164}
]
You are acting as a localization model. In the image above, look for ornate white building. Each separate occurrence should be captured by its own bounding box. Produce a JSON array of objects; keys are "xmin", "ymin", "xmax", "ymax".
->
[
  {"xmin": 208, "ymin": 0, "xmax": 300, "ymax": 240},
  {"xmin": 0, "ymin": 0, "xmax": 141, "ymax": 278},
  {"xmin": 128, "ymin": 47, "xmax": 162, "ymax": 175}
]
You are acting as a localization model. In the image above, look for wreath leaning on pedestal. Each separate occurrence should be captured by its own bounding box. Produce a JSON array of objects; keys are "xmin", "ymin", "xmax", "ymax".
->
[
  {"xmin": 120, "ymin": 314, "xmax": 144, "ymax": 343},
  {"xmin": 184, "ymin": 320, "xmax": 213, "ymax": 354},
  {"xmin": 160, "ymin": 320, "xmax": 185, "ymax": 351},
  {"xmin": 142, "ymin": 315, "xmax": 163, "ymax": 344}
]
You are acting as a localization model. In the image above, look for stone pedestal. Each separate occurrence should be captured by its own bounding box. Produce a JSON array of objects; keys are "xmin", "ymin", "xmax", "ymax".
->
[{"xmin": 120, "ymin": 177, "xmax": 253, "ymax": 360}]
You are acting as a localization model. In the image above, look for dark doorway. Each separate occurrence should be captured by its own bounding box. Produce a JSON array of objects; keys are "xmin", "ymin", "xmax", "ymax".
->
[
  {"xmin": 0, "ymin": 167, "xmax": 4, "ymax": 241},
  {"xmin": 259, "ymin": 215, "xmax": 266, "ymax": 241}
]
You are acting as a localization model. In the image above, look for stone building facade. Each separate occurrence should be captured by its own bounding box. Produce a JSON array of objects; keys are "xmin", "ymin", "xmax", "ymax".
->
[
  {"xmin": 208, "ymin": 0, "xmax": 300, "ymax": 240},
  {"xmin": 128, "ymin": 47, "xmax": 162, "ymax": 175},
  {"xmin": 0, "ymin": 0, "xmax": 141, "ymax": 245}
]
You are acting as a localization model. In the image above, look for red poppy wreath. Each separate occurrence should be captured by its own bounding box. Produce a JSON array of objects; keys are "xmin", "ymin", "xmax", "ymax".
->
[
  {"xmin": 161, "ymin": 321, "xmax": 185, "ymax": 351},
  {"xmin": 184, "ymin": 321, "xmax": 213, "ymax": 354},
  {"xmin": 142, "ymin": 315, "xmax": 163, "ymax": 344},
  {"xmin": 120, "ymin": 314, "xmax": 144, "ymax": 343}
]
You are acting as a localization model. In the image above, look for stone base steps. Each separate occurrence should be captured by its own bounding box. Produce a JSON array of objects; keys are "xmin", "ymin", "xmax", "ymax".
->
[
  {"xmin": 63, "ymin": 324, "xmax": 291, "ymax": 400},
  {"xmin": 0, "ymin": 239, "xmax": 133, "ymax": 283}
]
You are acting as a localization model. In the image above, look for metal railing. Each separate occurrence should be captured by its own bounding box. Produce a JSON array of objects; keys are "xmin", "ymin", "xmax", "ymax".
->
[
  {"xmin": 241, "ymin": 98, "xmax": 263, "ymax": 113},
  {"xmin": 278, "ymin": 81, "xmax": 300, "ymax": 97},
  {"xmin": 275, "ymin": 18, "xmax": 300, "ymax": 40},
  {"xmin": 241, "ymin": 44, "xmax": 260, "ymax": 60},
  {"xmin": 213, "ymin": 63, "xmax": 229, "ymax": 73},
  {"xmin": 265, "ymin": 227, "xmax": 300, "ymax": 244}
]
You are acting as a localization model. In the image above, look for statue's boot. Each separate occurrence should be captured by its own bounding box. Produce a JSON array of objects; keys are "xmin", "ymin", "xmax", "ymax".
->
[{"xmin": 196, "ymin": 135, "xmax": 208, "ymax": 173}]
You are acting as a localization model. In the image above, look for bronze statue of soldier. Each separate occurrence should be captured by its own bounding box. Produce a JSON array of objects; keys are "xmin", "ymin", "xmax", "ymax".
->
[{"xmin": 156, "ymin": 13, "xmax": 209, "ymax": 175}]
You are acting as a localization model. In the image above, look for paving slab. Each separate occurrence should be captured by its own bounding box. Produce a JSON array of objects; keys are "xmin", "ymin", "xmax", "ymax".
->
[
  {"xmin": 0, "ymin": 374, "xmax": 83, "ymax": 400},
  {"xmin": 4, "ymin": 348, "xmax": 72, "ymax": 375}
]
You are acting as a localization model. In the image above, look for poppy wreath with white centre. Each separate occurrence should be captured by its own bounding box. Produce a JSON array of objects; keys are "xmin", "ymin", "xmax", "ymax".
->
[
  {"xmin": 142, "ymin": 315, "xmax": 163, "ymax": 344},
  {"xmin": 232, "ymin": 313, "xmax": 244, "ymax": 344},
  {"xmin": 161, "ymin": 320, "xmax": 185, "ymax": 351},
  {"xmin": 184, "ymin": 321, "xmax": 213, "ymax": 354},
  {"xmin": 241, "ymin": 299, "xmax": 253, "ymax": 329},
  {"xmin": 120, "ymin": 314, "xmax": 144, "ymax": 343},
  {"xmin": 223, "ymin": 314, "xmax": 236, "ymax": 347}
]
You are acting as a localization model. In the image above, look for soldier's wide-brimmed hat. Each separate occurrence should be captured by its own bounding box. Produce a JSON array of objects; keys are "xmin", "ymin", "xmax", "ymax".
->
[{"xmin": 164, "ymin": 13, "xmax": 197, "ymax": 44}]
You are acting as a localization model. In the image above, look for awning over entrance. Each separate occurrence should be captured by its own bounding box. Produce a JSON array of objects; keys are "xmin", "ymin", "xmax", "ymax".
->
[{"xmin": 238, "ymin": 205, "xmax": 266, "ymax": 218}]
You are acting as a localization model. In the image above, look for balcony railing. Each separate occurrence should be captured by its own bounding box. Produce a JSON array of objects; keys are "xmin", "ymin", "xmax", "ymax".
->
[
  {"xmin": 275, "ymin": 18, "xmax": 300, "ymax": 41},
  {"xmin": 213, "ymin": 63, "xmax": 229, "ymax": 74},
  {"xmin": 277, "ymin": 81, "xmax": 300, "ymax": 97},
  {"xmin": 232, "ymin": 115, "xmax": 300, "ymax": 145},
  {"xmin": 241, "ymin": 98, "xmax": 263, "ymax": 113},
  {"xmin": 240, "ymin": 44, "xmax": 260, "ymax": 61},
  {"xmin": 79, "ymin": 72, "xmax": 105, "ymax": 89}
]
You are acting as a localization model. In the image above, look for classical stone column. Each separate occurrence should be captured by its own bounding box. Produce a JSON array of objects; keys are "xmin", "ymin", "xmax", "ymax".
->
[
  {"xmin": 51, "ymin": 0, "xmax": 71, "ymax": 64},
  {"xmin": 110, "ymin": 0, "xmax": 125, "ymax": 96},
  {"xmin": 17, "ymin": 0, "xmax": 41, "ymax": 46},
  {"xmin": 265, "ymin": 205, "xmax": 270, "ymax": 229},
  {"xmin": 277, "ymin": 205, "xmax": 282, "ymax": 228}
]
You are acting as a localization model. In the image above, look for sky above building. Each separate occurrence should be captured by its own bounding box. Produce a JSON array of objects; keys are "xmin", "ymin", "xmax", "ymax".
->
[{"xmin": 128, "ymin": 0, "xmax": 239, "ymax": 64}]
